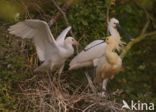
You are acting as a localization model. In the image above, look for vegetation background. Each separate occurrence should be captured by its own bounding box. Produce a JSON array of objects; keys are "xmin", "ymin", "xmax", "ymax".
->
[{"xmin": 0, "ymin": 0, "xmax": 156, "ymax": 111}]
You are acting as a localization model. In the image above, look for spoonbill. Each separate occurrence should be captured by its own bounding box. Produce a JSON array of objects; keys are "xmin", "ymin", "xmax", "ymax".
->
[
  {"xmin": 95, "ymin": 36, "xmax": 123, "ymax": 82},
  {"xmin": 69, "ymin": 18, "xmax": 124, "ymax": 70},
  {"xmin": 94, "ymin": 36, "xmax": 123, "ymax": 95},
  {"xmin": 69, "ymin": 18, "xmax": 126, "ymax": 94},
  {"xmin": 8, "ymin": 19, "xmax": 79, "ymax": 74}
]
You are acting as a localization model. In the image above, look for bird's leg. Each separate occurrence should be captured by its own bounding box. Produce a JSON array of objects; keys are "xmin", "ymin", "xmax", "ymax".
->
[
  {"xmin": 93, "ymin": 58, "xmax": 99, "ymax": 79},
  {"xmin": 58, "ymin": 64, "xmax": 64, "ymax": 75},
  {"xmin": 58, "ymin": 64, "xmax": 64, "ymax": 88},
  {"xmin": 58, "ymin": 64, "xmax": 64, "ymax": 81},
  {"xmin": 34, "ymin": 61, "xmax": 49, "ymax": 72},
  {"xmin": 50, "ymin": 63, "xmax": 54, "ymax": 71},
  {"xmin": 93, "ymin": 66, "xmax": 97, "ymax": 79},
  {"xmin": 93, "ymin": 58, "xmax": 99, "ymax": 67},
  {"xmin": 85, "ymin": 72, "xmax": 97, "ymax": 94},
  {"xmin": 46, "ymin": 71, "xmax": 53, "ymax": 89},
  {"xmin": 102, "ymin": 79, "xmax": 108, "ymax": 91},
  {"xmin": 101, "ymin": 79, "xmax": 109, "ymax": 97}
]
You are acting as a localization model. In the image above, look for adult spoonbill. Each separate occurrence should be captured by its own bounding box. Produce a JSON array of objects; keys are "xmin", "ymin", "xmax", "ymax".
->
[
  {"xmin": 69, "ymin": 18, "xmax": 126, "ymax": 94},
  {"xmin": 8, "ymin": 19, "xmax": 79, "ymax": 74},
  {"xmin": 69, "ymin": 18, "xmax": 124, "ymax": 70}
]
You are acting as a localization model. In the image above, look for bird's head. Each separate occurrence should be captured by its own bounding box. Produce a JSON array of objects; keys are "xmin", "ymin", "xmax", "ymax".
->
[
  {"xmin": 65, "ymin": 37, "xmax": 79, "ymax": 46},
  {"xmin": 109, "ymin": 18, "xmax": 132, "ymax": 40},
  {"xmin": 109, "ymin": 18, "xmax": 120, "ymax": 29}
]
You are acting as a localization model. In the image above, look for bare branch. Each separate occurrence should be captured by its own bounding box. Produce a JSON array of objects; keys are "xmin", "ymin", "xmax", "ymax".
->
[
  {"xmin": 120, "ymin": 6, "xmax": 156, "ymax": 59},
  {"xmin": 106, "ymin": 3, "xmax": 110, "ymax": 25},
  {"xmin": 50, "ymin": 0, "xmax": 70, "ymax": 26},
  {"xmin": 50, "ymin": 0, "xmax": 75, "ymax": 37},
  {"xmin": 140, "ymin": 7, "xmax": 150, "ymax": 35},
  {"xmin": 120, "ymin": 30, "xmax": 156, "ymax": 59},
  {"xmin": 141, "ymin": 18, "xmax": 150, "ymax": 35},
  {"xmin": 82, "ymin": 103, "xmax": 96, "ymax": 112}
]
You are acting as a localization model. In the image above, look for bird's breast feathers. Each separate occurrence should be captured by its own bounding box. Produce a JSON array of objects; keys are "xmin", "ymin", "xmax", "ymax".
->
[{"xmin": 58, "ymin": 45, "xmax": 74, "ymax": 58}]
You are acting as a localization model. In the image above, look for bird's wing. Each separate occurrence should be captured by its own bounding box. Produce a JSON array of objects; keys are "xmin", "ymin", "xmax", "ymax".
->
[
  {"xmin": 8, "ymin": 19, "xmax": 58, "ymax": 61},
  {"xmin": 84, "ymin": 40, "xmax": 105, "ymax": 50},
  {"xmin": 56, "ymin": 26, "xmax": 71, "ymax": 45},
  {"xmin": 70, "ymin": 40, "xmax": 106, "ymax": 68}
]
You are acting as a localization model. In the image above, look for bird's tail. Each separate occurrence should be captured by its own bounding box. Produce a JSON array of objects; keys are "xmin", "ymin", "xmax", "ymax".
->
[
  {"xmin": 34, "ymin": 61, "xmax": 49, "ymax": 72},
  {"xmin": 69, "ymin": 61, "xmax": 92, "ymax": 70}
]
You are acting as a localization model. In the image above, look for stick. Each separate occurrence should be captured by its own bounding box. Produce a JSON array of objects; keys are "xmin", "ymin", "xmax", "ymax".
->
[
  {"xmin": 49, "ymin": 0, "xmax": 75, "ymax": 37},
  {"xmin": 120, "ymin": 31, "xmax": 156, "ymax": 59},
  {"xmin": 120, "ymin": 8, "xmax": 156, "ymax": 59}
]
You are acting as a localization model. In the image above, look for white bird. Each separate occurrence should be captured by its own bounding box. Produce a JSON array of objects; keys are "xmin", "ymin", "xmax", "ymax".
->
[
  {"xmin": 69, "ymin": 18, "xmax": 123, "ymax": 70},
  {"xmin": 95, "ymin": 36, "xmax": 123, "ymax": 95},
  {"xmin": 8, "ymin": 19, "xmax": 79, "ymax": 74},
  {"xmin": 69, "ymin": 18, "xmax": 125, "ymax": 94}
]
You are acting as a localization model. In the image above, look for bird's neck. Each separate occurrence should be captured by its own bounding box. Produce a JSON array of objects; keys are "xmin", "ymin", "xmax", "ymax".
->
[
  {"xmin": 105, "ymin": 40, "xmax": 120, "ymax": 65},
  {"xmin": 63, "ymin": 42, "xmax": 74, "ymax": 57},
  {"xmin": 108, "ymin": 25, "xmax": 124, "ymax": 52},
  {"xmin": 105, "ymin": 45, "xmax": 114, "ymax": 57},
  {"xmin": 108, "ymin": 25, "xmax": 121, "ymax": 39},
  {"xmin": 106, "ymin": 36, "xmax": 120, "ymax": 51},
  {"xmin": 64, "ymin": 42, "xmax": 73, "ymax": 49}
]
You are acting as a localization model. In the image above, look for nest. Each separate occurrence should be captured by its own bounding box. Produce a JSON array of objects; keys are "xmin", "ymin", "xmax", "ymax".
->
[{"xmin": 16, "ymin": 71, "xmax": 128, "ymax": 112}]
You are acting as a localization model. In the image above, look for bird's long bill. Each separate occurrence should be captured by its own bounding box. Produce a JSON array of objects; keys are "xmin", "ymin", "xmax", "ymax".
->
[{"xmin": 116, "ymin": 24, "xmax": 132, "ymax": 40}]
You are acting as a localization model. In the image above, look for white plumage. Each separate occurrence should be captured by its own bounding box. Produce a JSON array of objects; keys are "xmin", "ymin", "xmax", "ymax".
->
[
  {"xmin": 8, "ymin": 19, "xmax": 79, "ymax": 73},
  {"xmin": 69, "ymin": 40, "xmax": 107, "ymax": 70}
]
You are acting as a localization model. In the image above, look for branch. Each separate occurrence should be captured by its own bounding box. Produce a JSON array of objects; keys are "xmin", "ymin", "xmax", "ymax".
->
[
  {"xmin": 106, "ymin": 0, "xmax": 115, "ymax": 35},
  {"xmin": 141, "ymin": 18, "xmax": 150, "ymax": 35},
  {"xmin": 106, "ymin": 4, "xmax": 110, "ymax": 35},
  {"xmin": 49, "ymin": 0, "xmax": 75, "ymax": 37},
  {"xmin": 106, "ymin": 2, "xmax": 110, "ymax": 25},
  {"xmin": 120, "ymin": 31, "xmax": 156, "ymax": 59},
  {"xmin": 134, "ymin": 0, "xmax": 156, "ymax": 28},
  {"xmin": 120, "ymin": 6, "xmax": 156, "ymax": 59},
  {"xmin": 50, "ymin": 0, "xmax": 70, "ymax": 26}
]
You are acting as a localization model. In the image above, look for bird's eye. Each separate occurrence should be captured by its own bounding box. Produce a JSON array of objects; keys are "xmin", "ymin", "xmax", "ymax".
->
[{"xmin": 72, "ymin": 39, "xmax": 74, "ymax": 41}]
